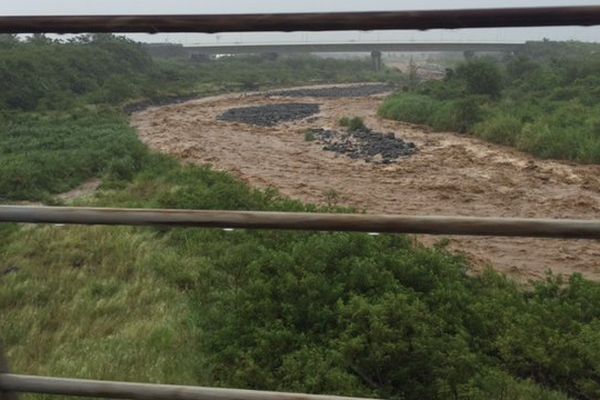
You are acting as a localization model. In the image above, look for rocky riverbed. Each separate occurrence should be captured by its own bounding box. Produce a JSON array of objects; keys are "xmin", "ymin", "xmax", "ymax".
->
[
  {"xmin": 218, "ymin": 103, "xmax": 320, "ymax": 126},
  {"xmin": 308, "ymin": 127, "xmax": 417, "ymax": 163}
]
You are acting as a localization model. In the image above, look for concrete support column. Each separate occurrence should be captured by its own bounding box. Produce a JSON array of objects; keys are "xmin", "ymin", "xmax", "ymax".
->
[{"xmin": 371, "ymin": 50, "xmax": 382, "ymax": 72}]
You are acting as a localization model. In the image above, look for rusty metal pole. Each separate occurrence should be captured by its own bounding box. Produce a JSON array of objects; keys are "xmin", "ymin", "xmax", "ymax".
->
[
  {"xmin": 0, "ymin": 343, "xmax": 18, "ymax": 400},
  {"xmin": 3, "ymin": 205, "xmax": 600, "ymax": 239},
  {"xmin": 0, "ymin": 7, "xmax": 600, "ymax": 34}
]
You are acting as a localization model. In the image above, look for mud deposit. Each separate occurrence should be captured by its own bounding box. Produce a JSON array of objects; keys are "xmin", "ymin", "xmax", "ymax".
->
[
  {"xmin": 309, "ymin": 128, "xmax": 417, "ymax": 163},
  {"xmin": 269, "ymin": 84, "xmax": 392, "ymax": 98},
  {"xmin": 132, "ymin": 85, "xmax": 600, "ymax": 282},
  {"xmin": 218, "ymin": 103, "xmax": 319, "ymax": 126}
]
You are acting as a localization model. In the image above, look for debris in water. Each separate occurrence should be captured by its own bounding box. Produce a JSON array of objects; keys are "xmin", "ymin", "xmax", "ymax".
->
[
  {"xmin": 307, "ymin": 127, "xmax": 417, "ymax": 163},
  {"xmin": 218, "ymin": 103, "xmax": 319, "ymax": 126}
]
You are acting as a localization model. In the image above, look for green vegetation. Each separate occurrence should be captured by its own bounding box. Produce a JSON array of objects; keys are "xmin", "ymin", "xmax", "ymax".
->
[
  {"xmin": 304, "ymin": 129, "xmax": 317, "ymax": 142},
  {"xmin": 0, "ymin": 33, "xmax": 395, "ymax": 113},
  {"xmin": 0, "ymin": 34, "xmax": 154, "ymax": 111},
  {"xmin": 379, "ymin": 41, "xmax": 600, "ymax": 163},
  {"xmin": 0, "ymin": 111, "xmax": 145, "ymax": 201},
  {"xmin": 5, "ymin": 147, "xmax": 600, "ymax": 399},
  {"xmin": 339, "ymin": 116, "xmax": 367, "ymax": 132},
  {"xmin": 0, "ymin": 34, "xmax": 395, "ymax": 202},
  {"xmin": 3, "ymin": 37, "xmax": 600, "ymax": 400}
]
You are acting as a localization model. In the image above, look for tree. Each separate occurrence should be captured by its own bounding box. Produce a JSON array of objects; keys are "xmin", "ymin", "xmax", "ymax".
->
[
  {"xmin": 0, "ymin": 34, "xmax": 18, "ymax": 45},
  {"xmin": 456, "ymin": 59, "xmax": 503, "ymax": 98}
]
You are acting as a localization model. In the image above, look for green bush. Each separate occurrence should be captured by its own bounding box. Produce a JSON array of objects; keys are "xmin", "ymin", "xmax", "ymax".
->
[
  {"xmin": 379, "ymin": 41, "xmax": 600, "ymax": 164},
  {"xmin": 304, "ymin": 130, "xmax": 317, "ymax": 142},
  {"xmin": 431, "ymin": 97, "xmax": 483, "ymax": 133},
  {"xmin": 456, "ymin": 59, "xmax": 503, "ymax": 98},
  {"xmin": 339, "ymin": 117, "xmax": 366, "ymax": 132},
  {"xmin": 0, "ymin": 34, "xmax": 152, "ymax": 111},
  {"xmin": 187, "ymin": 221, "xmax": 597, "ymax": 399},
  {"xmin": 378, "ymin": 94, "xmax": 438, "ymax": 125},
  {"xmin": 473, "ymin": 113, "xmax": 523, "ymax": 146},
  {"xmin": 0, "ymin": 112, "xmax": 146, "ymax": 200},
  {"xmin": 0, "ymin": 38, "xmax": 400, "ymax": 113}
]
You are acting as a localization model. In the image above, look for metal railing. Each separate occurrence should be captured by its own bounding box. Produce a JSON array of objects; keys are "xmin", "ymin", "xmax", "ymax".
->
[
  {"xmin": 2, "ymin": 206, "xmax": 600, "ymax": 239},
  {"xmin": 2, "ymin": 5, "xmax": 600, "ymax": 400},
  {"xmin": 0, "ymin": 6, "xmax": 600, "ymax": 34},
  {"xmin": 0, "ymin": 373, "xmax": 378, "ymax": 400}
]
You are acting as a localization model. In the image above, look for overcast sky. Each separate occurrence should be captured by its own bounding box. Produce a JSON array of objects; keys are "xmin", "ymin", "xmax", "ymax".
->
[{"xmin": 2, "ymin": 1, "xmax": 599, "ymax": 44}]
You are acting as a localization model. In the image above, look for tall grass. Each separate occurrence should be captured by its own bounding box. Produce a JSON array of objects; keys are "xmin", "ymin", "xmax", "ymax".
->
[
  {"xmin": 378, "ymin": 94, "xmax": 482, "ymax": 133},
  {"xmin": 1, "ymin": 226, "xmax": 200, "ymax": 385},
  {"xmin": 0, "ymin": 111, "xmax": 146, "ymax": 201},
  {"xmin": 378, "ymin": 43, "xmax": 600, "ymax": 164}
]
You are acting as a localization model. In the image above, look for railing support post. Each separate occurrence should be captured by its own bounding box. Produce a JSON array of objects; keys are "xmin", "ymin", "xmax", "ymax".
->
[{"xmin": 0, "ymin": 342, "xmax": 18, "ymax": 400}]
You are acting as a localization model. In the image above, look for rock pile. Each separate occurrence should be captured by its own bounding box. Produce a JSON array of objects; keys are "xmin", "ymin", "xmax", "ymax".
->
[
  {"xmin": 308, "ymin": 127, "xmax": 417, "ymax": 163},
  {"xmin": 218, "ymin": 103, "xmax": 320, "ymax": 126}
]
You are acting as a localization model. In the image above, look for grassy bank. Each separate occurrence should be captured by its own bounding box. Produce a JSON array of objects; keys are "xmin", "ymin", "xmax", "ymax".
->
[
  {"xmin": 0, "ymin": 34, "xmax": 396, "ymax": 113},
  {"xmin": 0, "ymin": 34, "xmax": 398, "ymax": 202},
  {"xmin": 379, "ymin": 41, "xmax": 600, "ymax": 164},
  {"xmin": 5, "ymin": 144, "xmax": 600, "ymax": 399}
]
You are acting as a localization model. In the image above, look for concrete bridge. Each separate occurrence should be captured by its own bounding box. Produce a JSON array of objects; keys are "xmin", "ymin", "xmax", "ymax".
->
[
  {"xmin": 183, "ymin": 42, "xmax": 522, "ymax": 55},
  {"xmin": 145, "ymin": 42, "xmax": 524, "ymax": 70}
]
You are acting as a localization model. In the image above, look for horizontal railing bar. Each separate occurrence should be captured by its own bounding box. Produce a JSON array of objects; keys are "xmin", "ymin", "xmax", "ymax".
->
[
  {"xmin": 0, "ymin": 7, "xmax": 599, "ymax": 34},
  {"xmin": 0, "ymin": 374, "xmax": 377, "ymax": 400},
  {"xmin": 1, "ymin": 205, "xmax": 600, "ymax": 239}
]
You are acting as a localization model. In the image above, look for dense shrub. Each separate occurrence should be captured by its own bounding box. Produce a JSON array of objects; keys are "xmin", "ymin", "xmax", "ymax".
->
[
  {"xmin": 431, "ymin": 96, "xmax": 483, "ymax": 133},
  {"xmin": 0, "ymin": 34, "xmax": 152, "ymax": 111},
  {"xmin": 339, "ymin": 116, "xmax": 367, "ymax": 132},
  {"xmin": 0, "ymin": 112, "xmax": 146, "ymax": 200},
  {"xmin": 456, "ymin": 59, "xmax": 503, "ymax": 98},
  {"xmin": 379, "ymin": 41, "xmax": 600, "ymax": 164},
  {"xmin": 184, "ymin": 217, "xmax": 600, "ymax": 399},
  {"xmin": 378, "ymin": 94, "xmax": 483, "ymax": 133},
  {"xmin": 473, "ymin": 113, "xmax": 523, "ymax": 146},
  {"xmin": 378, "ymin": 94, "xmax": 438, "ymax": 125},
  {"xmin": 0, "ymin": 37, "xmax": 398, "ymax": 113}
]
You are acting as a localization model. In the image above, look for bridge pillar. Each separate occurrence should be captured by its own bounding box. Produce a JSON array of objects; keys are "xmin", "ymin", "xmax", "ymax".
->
[
  {"xmin": 371, "ymin": 50, "xmax": 382, "ymax": 72},
  {"xmin": 463, "ymin": 50, "xmax": 475, "ymax": 60},
  {"xmin": 261, "ymin": 52, "xmax": 279, "ymax": 61}
]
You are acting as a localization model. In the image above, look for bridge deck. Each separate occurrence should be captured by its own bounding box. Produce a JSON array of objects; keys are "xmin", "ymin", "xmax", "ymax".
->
[{"xmin": 181, "ymin": 42, "xmax": 523, "ymax": 54}]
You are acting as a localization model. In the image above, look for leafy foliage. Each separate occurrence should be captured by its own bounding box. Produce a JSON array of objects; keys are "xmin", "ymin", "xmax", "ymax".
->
[
  {"xmin": 339, "ymin": 116, "xmax": 367, "ymax": 132},
  {"xmin": 0, "ymin": 111, "xmax": 146, "ymax": 201},
  {"xmin": 379, "ymin": 41, "xmax": 600, "ymax": 164},
  {"xmin": 456, "ymin": 58, "xmax": 503, "ymax": 98}
]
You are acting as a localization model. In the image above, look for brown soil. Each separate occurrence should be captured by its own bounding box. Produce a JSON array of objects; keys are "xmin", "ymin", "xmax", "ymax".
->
[{"xmin": 131, "ymin": 86, "xmax": 600, "ymax": 282}]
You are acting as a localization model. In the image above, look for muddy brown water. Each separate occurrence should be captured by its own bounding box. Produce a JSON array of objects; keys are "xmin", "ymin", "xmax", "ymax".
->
[{"xmin": 131, "ymin": 85, "xmax": 600, "ymax": 282}]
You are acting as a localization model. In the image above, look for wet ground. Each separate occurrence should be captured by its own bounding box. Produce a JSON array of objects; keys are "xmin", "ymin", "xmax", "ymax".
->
[
  {"xmin": 268, "ymin": 84, "xmax": 393, "ymax": 98},
  {"xmin": 132, "ymin": 84, "xmax": 600, "ymax": 282}
]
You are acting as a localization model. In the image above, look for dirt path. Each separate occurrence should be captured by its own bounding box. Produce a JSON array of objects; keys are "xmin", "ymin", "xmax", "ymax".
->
[{"xmin": 131, "ymin": 85, "xmax": 600, "ymax": 281}]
